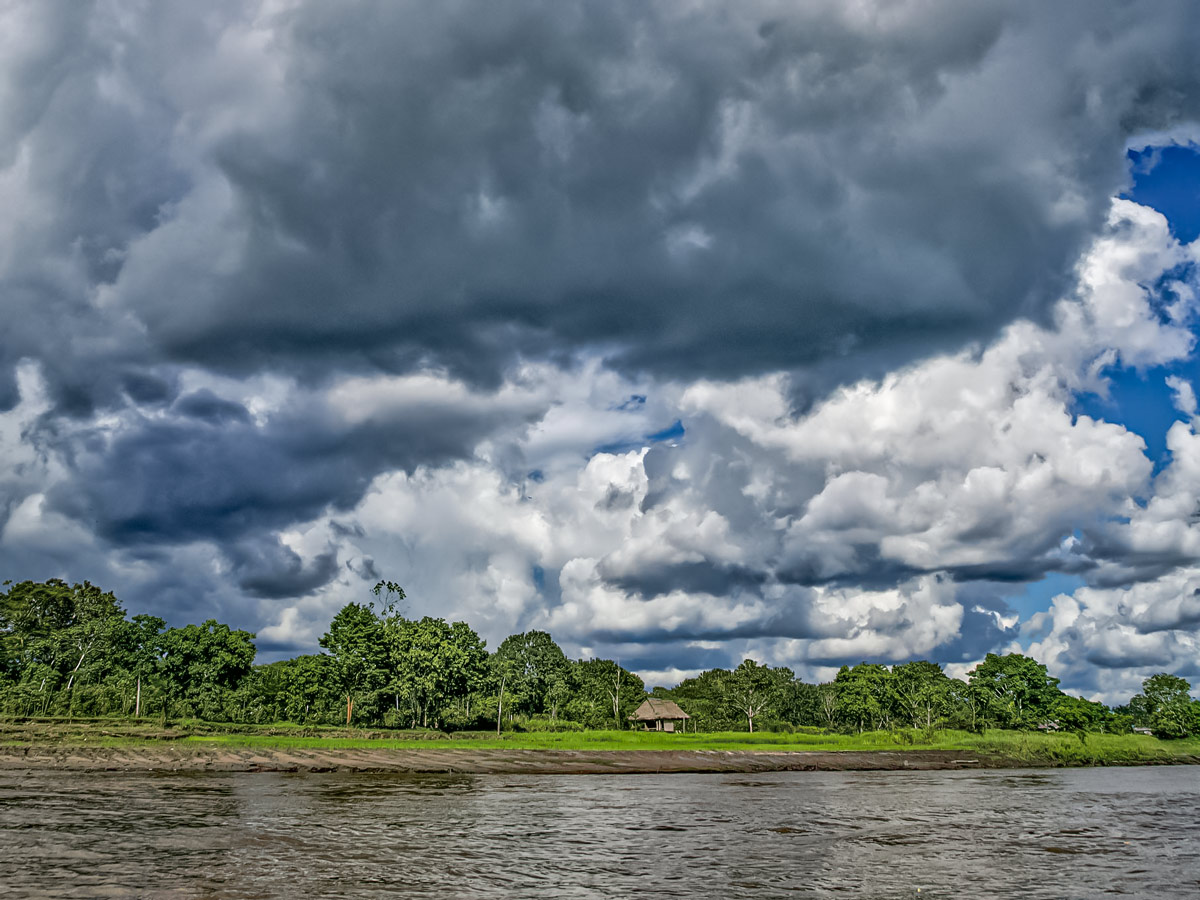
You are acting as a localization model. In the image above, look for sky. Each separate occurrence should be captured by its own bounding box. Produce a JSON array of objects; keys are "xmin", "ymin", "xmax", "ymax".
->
[{"xmin": 2, "ymin": 0, "xmax": 1200, "ymax": 702}]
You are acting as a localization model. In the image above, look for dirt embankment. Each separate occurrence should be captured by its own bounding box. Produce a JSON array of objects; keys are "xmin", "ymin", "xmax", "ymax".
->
[{"xmin": 0, "ymin": 745, "xmax": 1046, "ymax": 774}]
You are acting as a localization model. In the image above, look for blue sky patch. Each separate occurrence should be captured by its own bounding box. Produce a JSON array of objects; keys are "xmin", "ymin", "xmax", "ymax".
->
[
  {"xmin": 1126, "ymin": 143, "xmax": 1200, "ymax": 243},
  {"xmin": 1074, "ymin": 146, "xmax": 1200, "ymax": 472}
]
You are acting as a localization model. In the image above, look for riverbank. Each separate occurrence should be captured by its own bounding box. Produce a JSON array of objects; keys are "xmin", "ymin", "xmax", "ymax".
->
[
  {"xmin": 0, "ymin": 744, "xmax": 1052, "ymax": 773},
  {"xmin": 3, "ymin": 720, "xmax": 1198, "ymax": 773}
]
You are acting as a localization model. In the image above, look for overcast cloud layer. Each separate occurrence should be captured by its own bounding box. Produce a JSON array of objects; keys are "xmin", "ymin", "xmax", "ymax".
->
[{"xmin": 3, "ymin": 0, "xmax": 1200, "ymax": 700}]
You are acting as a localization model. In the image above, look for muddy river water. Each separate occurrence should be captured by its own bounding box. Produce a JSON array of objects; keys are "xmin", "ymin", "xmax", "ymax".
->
[{"xmin": 1, "ymin": 765, "xmax": 1197, "ymax": 898}]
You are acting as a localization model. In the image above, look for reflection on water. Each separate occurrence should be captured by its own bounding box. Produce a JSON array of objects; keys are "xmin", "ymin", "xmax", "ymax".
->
[{"xmin": 1, "ymin": 766, "xmax": 1198, "ymax": 898}]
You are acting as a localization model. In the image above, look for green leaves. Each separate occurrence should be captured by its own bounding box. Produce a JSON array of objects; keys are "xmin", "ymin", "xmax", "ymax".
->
[
  {"xmin": 1126, "ymin": 673, "xmax": 1200, "ymax": 739},
  {"xmin": 568, "ymin": 658, "xmax": 644, "ymax": 728},
  {"xmin": 491, "ymin": 631, "xmax": 571, "ymax": 718},
  {"xmin": 0, "ymin": 579, "xmax": 129, "ymax": 712},
  {"xmin": 725, "ymin": 659, "xmax": 781, "ymax": 733},
  {"xmin": 967, "ymin": 653, "xmax": 1062, "ymax": 730},
  {"xmin": 2, "ymin": 578, "xmax": 1194, "ymax": 740},
  {"xmin": 386, "ymin": 616, "xmax": 487, "ymax": 727},
  {"xmin": 159, "ymin": 620, "xmax": 257, "ymax": 720},
  {"xmin": 892, "ymin": 661, "xmax": 952, "ymax": 729},
  {"xmin": 833, "ymin": 663, "xmax": 894, "ymax": 732}
]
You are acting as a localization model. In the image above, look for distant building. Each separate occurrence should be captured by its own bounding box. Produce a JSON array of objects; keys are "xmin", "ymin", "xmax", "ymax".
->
[
  {"xmin": 630, "ymin": 698, "xmax": 691, "ymax": 733},
  {"xmin": 1132, "ymin": 726, "xmax": 1153, "ymax": 735}
]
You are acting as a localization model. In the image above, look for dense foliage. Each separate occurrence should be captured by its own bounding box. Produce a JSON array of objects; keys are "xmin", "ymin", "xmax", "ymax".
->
[{"xmin": 2, "ymin": 579, "xmax": 1198, "ymax": 737}]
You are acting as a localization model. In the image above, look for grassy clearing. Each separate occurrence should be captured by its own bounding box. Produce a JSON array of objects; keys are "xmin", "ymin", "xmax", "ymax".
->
[
  {"xmin": 178, "ymin": 728, "xmax": 1200, "ymax": 764},
  {"xmin": 4, "ymin": 717, "xmax": 1198, "ymax": 765},
  {"xmin": 957, "ymin": 730, "xmax": 1200, "ymax": 766}
]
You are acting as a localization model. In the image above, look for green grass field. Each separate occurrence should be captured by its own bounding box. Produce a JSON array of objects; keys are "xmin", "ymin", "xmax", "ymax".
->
[
  {"xmin": 179, "ymin": 728, "xmax": 1200, "ymax": 764},
  {"xmin": 4, "ymin": 717, "xmax": 1198, "ymax": 766}
]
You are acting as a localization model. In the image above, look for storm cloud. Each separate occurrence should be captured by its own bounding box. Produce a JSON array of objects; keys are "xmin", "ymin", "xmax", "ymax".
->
[{"xmin": 5, "ymin": 0, "xmax": 1200, "ymax": 402}]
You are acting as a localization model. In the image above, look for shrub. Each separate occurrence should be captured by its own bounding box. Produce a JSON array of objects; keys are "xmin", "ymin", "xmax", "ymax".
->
[{"xmin": 518, "ymin": 715, "xmax": 586, "ymax": 733}]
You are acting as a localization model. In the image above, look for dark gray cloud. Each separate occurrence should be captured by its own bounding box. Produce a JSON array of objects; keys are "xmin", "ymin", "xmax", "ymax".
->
[
  {"xmin": 4, "ymin": 0, "xmax": 1200, "ymax": 411},
  {"xmin": 37, "ymin": 382, "xmax": 544, "ymax": 546},
  {"xmin": 603, "ymin": 561, "xmax": 768, "ymax": 599},
  {"xmin": 229, "ymin": 537, "xmax": 340, "ymax": 600}
]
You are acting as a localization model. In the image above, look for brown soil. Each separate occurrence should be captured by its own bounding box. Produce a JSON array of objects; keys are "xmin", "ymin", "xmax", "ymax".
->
[{"xmin": 0, "ymin": 745, "xmax": 1029, "ymax": 774}]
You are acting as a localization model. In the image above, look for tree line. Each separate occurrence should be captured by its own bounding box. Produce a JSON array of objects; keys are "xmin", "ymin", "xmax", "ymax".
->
[{"xmin": 2, "ymin": 578, "xmax": 1197, "ymax": 738}]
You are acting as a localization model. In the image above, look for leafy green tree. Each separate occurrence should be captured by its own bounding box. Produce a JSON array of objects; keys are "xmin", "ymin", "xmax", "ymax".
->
[
  {"xmin": 160, "ymin": 620, "xmax": 256, "ymax": 720},
  {"xmin": 726, "ymin": 659, "xmax": 779, "ymax": 733},
  {"xmin": 967, "ymin": 653, "xmax": 1062, "ymax": 729},
  {"xmin": 488, "ymin": 642, "xmax": 524, "ymax": 733},
  {"xmin": 1, "ymin": 579, "xmax": 81, "ymax": 681},
  {"xmin": 660, "ymin": 669, "xmax": 739, "ymax": 731},
  {"xmin": 386, "ymin": 616, "xmax": 487, "ymax": 727},
  {"xmin": 444, "ymin": 620, "xmax": 491, "ymax": 725},
  {"xmin": 774, "ymin": 677, "xmax": 823, "ymax": 728},
  {"xmin": 57, "ymin": 583, "xmax": 127, "ymax": 700},
  {"xmin": 944, "ymin": 678, "xmax": 987, "ymax": 732},
  {"xmin": 1053, "ymin": 695, "xmax": 1107, "ymax": 743},
  {"xmin": 490, "ymin": 631, "xmax": 571, "ymax": 719},
  {"xmin": 276, "ymin": 654, "xmax": 340, "ymax": 723},
  {"xmin": 116, "ymin": 614, "xmax": 166, "ymax": 718},
  {"xmin": 834, "ymin": 663, "xmax": 895, "ymax": 732},
  {"xmin": 0, "ymin": 579, "xmax": 128, "ymax": 713},
  {"xmin": 567, "ymin": 658, "xmax": 645, "ymax": 728},
  {"xmin": 1130, "ymin": 673, "xmax": 1199, "ymax": 739},
  {"xmin": 1115, "ymin": 693, "xmax": 1151, "ymax": 728},
  {"xmin": 320, "ymin": 602, "xmax": 390, "ymax": 725},
  {"xmin": 892, "ymin": 660, "xmax": 952, "ymax": 729},
  {"xmin": 815, "ymin": 682, "xmax": 839, "ymax": 729}
]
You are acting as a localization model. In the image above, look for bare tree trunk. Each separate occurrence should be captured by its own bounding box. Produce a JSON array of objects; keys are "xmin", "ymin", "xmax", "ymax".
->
[
  {"xmin": 610, "ymin": 664, "xmax": 622, "ymax": 726},
  {"xmin": 346, "ymin": 694, "xmax": 353, "ymax": 725},
  {"xmin": 496, "ymin": 675, "xmax": 505, "ymax": 736},
  {"xmin": 135, "ymin": 677, "xmax": 141, "ymax": 718},
  {"xmin": 65, "ymin": 647, "xmax": 90, "ymax": 694}
]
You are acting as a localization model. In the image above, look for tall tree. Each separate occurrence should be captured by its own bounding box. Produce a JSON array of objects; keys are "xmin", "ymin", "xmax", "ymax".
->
[
  {"xmin": 817, "ymin": 683, "xmax": 839, "ymax": 729},
  {"xmin": 946, "ymin": 678, "xmax": 986, "ymax": 732},
  {"xmin": 491, "ymin": 631, "xmax": 571, "ymax": 718},
  {"xmin": 0, "ymin": 579, "xmax": 128, "ymax": 713},
  {"xmin": 118, "ymin": 614, "xmax": 166, "ymax": 718},
  {"xmin": 1052, "ymin": 695, "xmax": 1108, "ymax": 742},
  {"xmin": 892, "ymin": 660, "xmax": 951, "ymax": 729},
  {"xmin": 775, "ymin": 675, "xmax": 822, "ymax": 728},
  {"xmin": 569, "ymin": 658, "xmax": 645, "ymax": 728},
  {"xmin": 319, "ymin": 602, "xmax": 389, "ymax": 725},
  {"xmin": 661, "ymin": 669, "xmax": 739, "ymax": 731},
  {"xmin": 967, "ymin": 653, "xmax": 1062, "ymax": 729},
  {"xmin": 160, "ymin": 620, "xmax": 256, "ymax": 720},
  {"xmin": 277, "ymin": 654, "xmax": 339, "ymax": 723},
  {"xmin": 387, "ymin": 616, "xmax": 487, "ymax": 727},
  {"xmin": 834, "ymin": 663, "xmax": 895, "ymax": 732},
  {"xmin": 488, "ymin": 644, "xmax": 524, "ymax": 734},
  {"xmin": 1130, "ymin": 673, "xmax": 1199, "ymax": 739},
  {"xmin": 726, "ymin": 659, "xmax": 779, "ymax": 733}
]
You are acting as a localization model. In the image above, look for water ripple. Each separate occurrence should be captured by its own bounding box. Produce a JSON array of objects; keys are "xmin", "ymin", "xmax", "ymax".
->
[{"xmin": 0, "ymin": 766, "xmax": 1197, "ymax": 898}]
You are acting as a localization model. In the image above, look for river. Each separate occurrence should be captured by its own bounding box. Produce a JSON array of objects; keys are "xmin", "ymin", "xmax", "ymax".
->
[{"xmin": 2, "ymin": 765, "xmax": 1197, "ymax": 898}]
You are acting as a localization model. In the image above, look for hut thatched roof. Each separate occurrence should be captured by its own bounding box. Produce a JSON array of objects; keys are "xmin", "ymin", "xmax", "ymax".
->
[{"xmin": 630, "ymin": 698, "xmax": 690, "ymax": 721}]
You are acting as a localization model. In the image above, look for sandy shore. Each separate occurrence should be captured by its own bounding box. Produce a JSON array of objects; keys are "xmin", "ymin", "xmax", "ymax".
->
[{"xmin": 0, "ymin": 745, "xmax": 1073, "ymax": 774}]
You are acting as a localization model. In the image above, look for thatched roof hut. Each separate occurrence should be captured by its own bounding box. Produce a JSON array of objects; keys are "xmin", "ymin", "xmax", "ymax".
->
[{"xmin": 630, "ymin": 698, "xmax": 691, "ymax": 732}]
